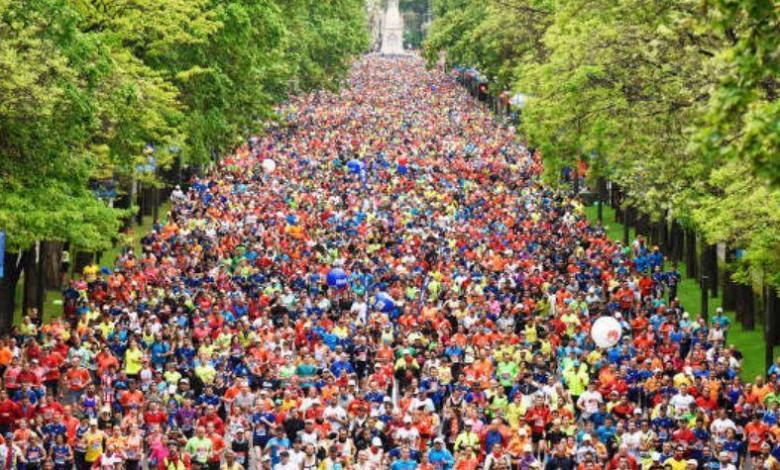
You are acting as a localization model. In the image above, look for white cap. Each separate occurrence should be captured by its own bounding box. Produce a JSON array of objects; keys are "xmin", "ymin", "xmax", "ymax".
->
[{"xmin": 371, "ymin": 437, "xmax": 382, "ymax": 447}]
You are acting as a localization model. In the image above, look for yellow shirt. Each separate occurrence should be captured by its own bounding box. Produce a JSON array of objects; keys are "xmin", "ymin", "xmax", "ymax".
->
[
  {"xmin": 664, "ymin": 458, "xmax": 688, "ymax": 470},
  {"xmin": 125, "ymin": 348, "xmax": 143, "ymax": 375},
  {"xmin": 83, "ymin": 264, "xmax": 99, "ymax": 283},
  {"xmin": 84, "ymin": 430, "xmax": 105, "ymax": 462},
  {"xmin": 506, "ymin": 402, "xmax": 527, "ymax": 429},
  {"xmin": 195, "ymin": 364, "xmax": 217, "ymax": 384}
]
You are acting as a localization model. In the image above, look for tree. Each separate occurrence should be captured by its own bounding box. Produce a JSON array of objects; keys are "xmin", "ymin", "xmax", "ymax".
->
[
  {"xmin": 424, "ymin": 0, "xmax": 780, "ymax": 293},
  {"xmin": 695, "ymin": 0, "xmax": 780, "ymax": 185},
  {"xmin": 0, "ymin": 0, "xmax": 127, "ymax": 328}
]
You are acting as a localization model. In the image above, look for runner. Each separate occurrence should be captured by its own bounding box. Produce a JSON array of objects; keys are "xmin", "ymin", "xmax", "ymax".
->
[{"xmin": 0, "ymin": 54, "xmax": 766, "ymax": 469}]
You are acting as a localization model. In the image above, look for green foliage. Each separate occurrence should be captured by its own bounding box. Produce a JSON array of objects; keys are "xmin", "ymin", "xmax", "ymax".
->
[
  {"xmin": 0, "ymin": 0, "xmax": 127, "ymax": 251},
  {"xmin": 0, "ymin": 0, "xmax": 367, "ymax": 253},
  {"xmin": 425, "ymin": 0, "xmax": 780, "ymax": 289},
  {"xmin": 695, "ymin": 0, "xmax": 780, "ymax": 186}
]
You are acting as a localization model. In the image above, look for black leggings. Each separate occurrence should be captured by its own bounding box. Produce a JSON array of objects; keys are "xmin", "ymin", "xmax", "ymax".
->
[{"xmin": 74, "ymin": 451, "xmax": 88, "ymax": 470}]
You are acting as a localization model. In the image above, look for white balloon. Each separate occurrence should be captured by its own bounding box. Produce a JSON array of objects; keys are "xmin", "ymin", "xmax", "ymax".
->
[
  {"xmin": 262, "ymin": 158, "xmax": 276, "ymax": 174},
  {"xmin": 591, "ymin": 316, "xmax": 622, "ymax": 348}
]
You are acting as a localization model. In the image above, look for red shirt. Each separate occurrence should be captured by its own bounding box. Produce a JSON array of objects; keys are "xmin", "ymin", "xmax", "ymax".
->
[
  {"xmin": 0, "ymin": 399, "xmax": 18, "ymax": 426},
  {"xmin": 38, "ymin": 401, "xmax": 64, "ymax": 419},
  {"xmin": 17, "ymin": 369, "xmax": 39, "ymax": 386},
  {"xmin": 40, "ymin": 353, "xmax": 64, "ymax": 382},
  {"xmin": 672, "ymin": 428, "xmax": 696, "ymax": 445},
  {"xmin": 524, "ymin": 405, "xmax": 551, "ymax": 433},
  {"xmin": 144, "ymin": 410, "xmax": 168, "ymax": 427},
  {"xmin": 197, "ymin": 414, "xmax": 225, "ymax": 436}
]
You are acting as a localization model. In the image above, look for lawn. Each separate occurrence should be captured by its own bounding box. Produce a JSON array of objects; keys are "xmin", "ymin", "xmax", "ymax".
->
[
  {"xmin": 12, "ymin": 202, "xmax": 171, "ymax": 326},
  {"xmin": 583, "ymin": 203, "xmax": 772, "ymax": 381}
]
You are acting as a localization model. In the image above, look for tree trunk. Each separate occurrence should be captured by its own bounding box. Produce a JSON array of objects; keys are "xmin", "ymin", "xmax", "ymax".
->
[
  {"xmin": 736, "ymin": 283, "xmax": 755, "ymax": 331},
  {"xmin": 22, "ymin": 246, "xmax": 42, "ymax": 319},
  {"xmin": 764, "ymin": 285, "xmax": 778, "ymax": 372},
  {"xmin": 152, "ymin": 187, "xmax": 160, "ymax": 223},
  {"xmin": 596, "ymin": 177, "xmax": 606, "ymax": 223},
  {"xmin": 670, "ymin": 220, "xmax": 684, "ymax": 263},
  {"xmin": 135, "ymin": 182, "xmax": 144, "ymax": 225},
  {"xmin": 658, "ymin": 216, "xmax": 669, "ymax": 253},
  {"xmin": 73, "ymin": 251, "xmax": 94, "ymax": 277},
  {"xmin": 722, "ymin": 248, "xmax": 738, "ymax": 312},
  {"xmin": 634, "ymin": 213, "xmax": 646, "ymax": 238},
  {"xmin": 706, "ymin": 244, "xmax": 718, "ymax": 298},
  {"xmin": 623, "ymin": 205, "xmax": 633, "ymax": 245},
  {"xmin": 43, "ymin": 241, "xmax": 63, "ymax": 290},
  {"xmin": 685, "ymin": 229, "xmax": 698, "ymax": 279},
  {"xmin": 613, "ymin": 185, "xmax": 623, "ymax": 223},
  {"xmin": 0, "ymin": 250, "xmax": 24, "ymax": 334}
]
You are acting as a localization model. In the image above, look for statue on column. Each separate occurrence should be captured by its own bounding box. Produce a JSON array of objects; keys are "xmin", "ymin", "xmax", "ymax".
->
[{"xmin": 380, "ymin": 0, "xmax": 406, "ymax": 55}]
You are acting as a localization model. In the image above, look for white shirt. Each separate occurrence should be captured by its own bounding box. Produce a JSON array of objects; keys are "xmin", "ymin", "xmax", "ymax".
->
[
  {"xmin": 274, "ymin": 460, "xmax": 300, "ymax": 470},
  {"xmin": 577, "ymin": 390, "xmax": 602, "ymax": 414},
  {"xmin": 394, "ymin": 426, "xmax": 420, "ymax": 446},
  {"xmin": 323, "ymin": 405, "xmax": 347, "ymax": 430},
  {"xmin": 670, "ymin": 393, "xmax": 695, "ymax": 415},
  {"xmin": 621, "ymin": 431, "xmax": 642, "ymax": 454},
  {"xmin": 298, "ymin": 430, "xmax": 319, "ymax": 446},
  {"xmin": 710, "ymin": 417, "xmax": 737, "ymax": 438},
  {"xmin": 361, "ymin": 448, "xmax": 384, "ymax": 468},
  {"xmin": 351, "ymin": 301, "xmax": 368, "ymax": 324}
]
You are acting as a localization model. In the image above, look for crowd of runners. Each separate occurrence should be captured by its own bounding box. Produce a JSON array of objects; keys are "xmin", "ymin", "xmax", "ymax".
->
[{"xmin": 0, "ymin": 55, "xmax": 776, "ymax": 470}]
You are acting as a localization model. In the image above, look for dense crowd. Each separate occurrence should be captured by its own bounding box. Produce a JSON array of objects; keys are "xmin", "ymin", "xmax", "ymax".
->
[{"xmin": 1, "ymin": 55, "xmax": 777, "ymax": 470}]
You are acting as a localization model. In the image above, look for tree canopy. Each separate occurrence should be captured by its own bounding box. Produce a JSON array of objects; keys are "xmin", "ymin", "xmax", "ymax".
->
[
  {"xmin": 0, "ymin": 0, "xmax": 368, "ymax": 253},
  {"xmin": 424, "ymin": 0, "xmax": 780, "ymax": 288}
]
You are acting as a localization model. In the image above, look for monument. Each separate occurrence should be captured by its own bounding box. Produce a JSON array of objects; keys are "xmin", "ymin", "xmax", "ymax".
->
[{"xmin": 380, "ymin": 0, "xmax": 405, "ymax": 55}]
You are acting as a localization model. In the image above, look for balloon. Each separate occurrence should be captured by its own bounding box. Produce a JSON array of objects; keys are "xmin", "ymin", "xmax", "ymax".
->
[
  {"xmin": 374, "ymin": 292, "xmax": 395, "ymax": 313},
  {"xmin": 397, "ymin": 165, "xmax": 408, "ymax": 175},
  {"xmin": 591, "ymin": 316, "xmax": 622, "ymax": 348},
  {"xmin": 327, "ymin": 268, "xmax": 348, "ymax": 289},
  {"xmin": 262, "ymin": 158, "xmax": 276, "ymax": 173},
  {"xmin": 286, "ymin": 214, "xmax": 298, "ymax": 225},
  {"xmin": 347, "ymin": 159, "xmax": 364, "ymax": 175}
]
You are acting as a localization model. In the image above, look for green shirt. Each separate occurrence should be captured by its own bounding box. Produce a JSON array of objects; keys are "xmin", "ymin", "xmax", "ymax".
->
[
  {"xmin": 496, "ymin": 361, "xmax": 519, "ymax": 387},
  {"xmin": 185, "ymin": 436, "xmax": 212, "ymax": 463}
]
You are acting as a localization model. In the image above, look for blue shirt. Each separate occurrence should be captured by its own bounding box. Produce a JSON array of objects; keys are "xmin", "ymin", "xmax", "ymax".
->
[
  {"xmin": 390, "ymin": 459, "xmax": 418, "ymax": 470},
  {"xmin": 427, "ymin": 448, "xmax": 454, "ymax": 470},
  {"xmin": 265, "ymin": 436, "xmax": 290, "ymax": 464}
]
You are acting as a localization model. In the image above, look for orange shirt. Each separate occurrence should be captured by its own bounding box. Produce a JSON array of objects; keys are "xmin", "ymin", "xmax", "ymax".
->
[
  {"xmin": 745, "ymin": 421, "xmax": 769, "ymax": 452},
  {"xmin": 66, "ymin": 367, "xmax": 90, "ymax": 391},
  {"xmin": 454, "ymin": 457, "xmax": 479, "ymax": 470},
  {"xmin": 96, "ymin": 353, "xmax": 119, "ymax": 374},
  {"xmin": 752, "ymin": 384, "xmax": 772, "ymax": 403},
  {"xmin": 507, "ymin": 435, "xmax": 530, "ymax": 456},
  {"xmin": 120, "ymin": 390, "xmax": 144, "ymax": 408},
  {"xmin": 0, "ymin": 348, "xmax": 13, "ymax": 367}
]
